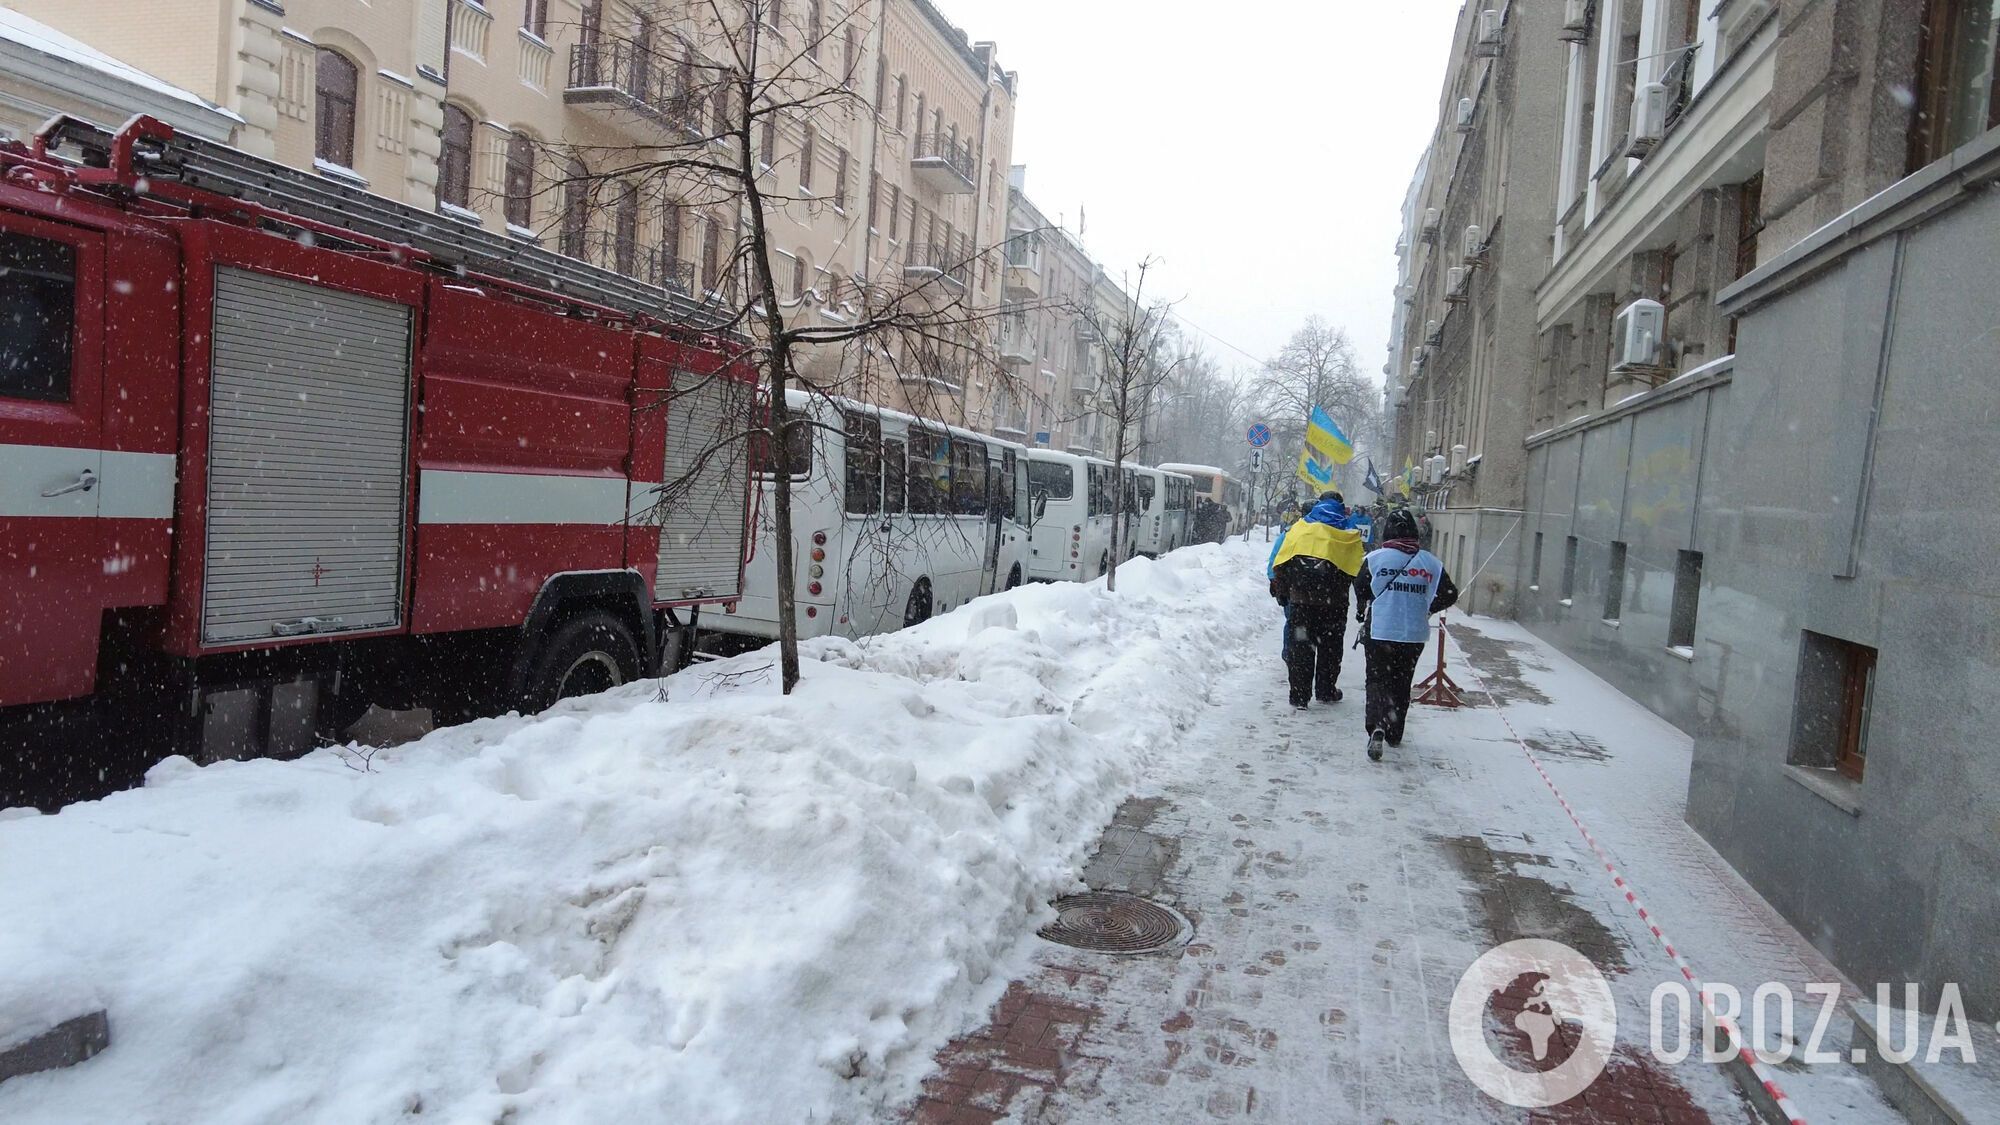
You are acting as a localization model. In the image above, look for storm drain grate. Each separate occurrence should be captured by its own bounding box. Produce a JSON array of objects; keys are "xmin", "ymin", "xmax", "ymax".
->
[{"xmin": 1039, "ymin": 892, "xmax": 1193, "ymax": 955}]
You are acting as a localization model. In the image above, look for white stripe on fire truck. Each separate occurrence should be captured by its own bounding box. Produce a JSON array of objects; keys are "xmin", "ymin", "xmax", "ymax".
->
[
  {"xmin": 0, "ymin": 443, "xmax": 175, "ymax": 520},
  {"xmin": 416, "ymin": 469, "xmax": 644, "ymax": 526}
]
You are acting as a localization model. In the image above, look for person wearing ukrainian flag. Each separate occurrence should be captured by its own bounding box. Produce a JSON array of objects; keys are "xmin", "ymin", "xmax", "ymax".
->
[{"xmin": 1267, "ymin": 491, "xmax": 1367, "ymax": 710}]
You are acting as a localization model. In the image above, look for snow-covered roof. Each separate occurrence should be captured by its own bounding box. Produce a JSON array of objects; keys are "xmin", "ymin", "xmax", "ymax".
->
[{"xmin": 0, "ymin": 9, "xmax": 240, "ymax": 136}]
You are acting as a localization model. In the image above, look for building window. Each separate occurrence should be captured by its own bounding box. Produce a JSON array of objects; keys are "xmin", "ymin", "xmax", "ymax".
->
[
  {"xmin": 799, "ymin": 127, "xmax": 816, "ymax": 192},
  {"xmin": 561, "ymin": 159, "xmax": 589, "ymax": 257},
  {"xmin": 765, "ymin": 0, "xmax": 784, "ymax": 34},
  {"xmin": 1910, "ymin": 0, "xmax": 2000, "ymax": 170},
  {"xmin": 0, "ymin": 232, "xmax": 75, "ymax": 403},
  {"xmin": 913, "ymin": 93, "xmax": 925, "ymax": 141},
  {"xmin": 713, "ymin": 83, "xmax": 732, "ymax": 135},
  {"xmin": 1669, "ymin": 549, "xmax": 1703, "ymax": 652},
  {"xmin": 805, "ymin": 0, "xmax": 822, "ymax": 58},
  {"xmin": 843, "ymin": 28, "xmax": 858, "ymax": 87},
  {"xmin": 522, "ymin": 0, "xmax": 548, "ymax": 38},
  {"xmin": 791, "ymin": 251, "xmax": 808, "ymax": 300},
  {"xmin": 702, "ymin": 213, "xmax": 722, "ymax": 294},
  {"xmin": 874, "ymin": 51, "xmax": 887, "ymax": 112},
  {"xmin": 1603, "ymin": 541, "xmax": 1627, "ymax": 622},
  {"xmin": 613, "ymin": 184, "xmax": 640, "ymax": 275},
  {"xmin": 1730, "ymin": 173, "xmax": 1764, "ymax": 350},
  {"xmin": 887, "ymin": 184, "xmax": 901, "ymax": 239},
  {"xmin": 314, "ymin": 49, "xmax": 359, "ymax": 169},
  {"xmin": 504, "ymin": 133, "xmax": 535, "ymax": 229},
  {"xmin": 1561, "ymin": 535, "xmax": 1578, "ymax": 601},
  {"xmin": 895, "ymin": 75, "xmax": 908, "ymax": 129},
  {"xmin": 437, "ymin": 102, "xmax": 474, "ymax": 210},
  {"xmin": 833, "ymin": 146, "xmax": 849, "ymax": 210},
  {"xmin": 868, "ymin": 171, "xmax": 881, "ymax": 229},
  {"xmin": 662, "ymin": 200, "xmax": 684, "ymax": 264},
  {"xmin": 1530, "ymin": 531, "xmax": 1543, "ymax": 588},
  {"xmin": 1791, "ymin": 632, "xmax": 1878, "ymax": 783},
  {"xmin": 1658, "ymin": 242, "xmax": 1678, "ymax": 346},
  {"xmin": 760, "ymin": 113, "xmax": 776, "ymax": 168}
]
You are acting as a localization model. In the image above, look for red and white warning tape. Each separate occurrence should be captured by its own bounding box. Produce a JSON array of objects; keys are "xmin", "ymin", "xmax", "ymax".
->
[{"xmin": 1445, "ymin": 625, "xmax": 1809, "ymax": 1125}]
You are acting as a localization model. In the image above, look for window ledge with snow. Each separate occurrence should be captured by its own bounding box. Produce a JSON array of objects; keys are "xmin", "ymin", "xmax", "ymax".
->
[
  {"xmin": 505, "ymin": 223, "xmax": 540, "ymax": 242},
  {"xmin": 1666, "ymin": 644, "xmax": 1694, "ymax": 662},
  {"xmin": 1599, "ymin": 618, "xmax": 1620, "ymax": 628},
  {"xmin": 1783, "ymin": 764, "xmax": 1862, "ymax": 817},
  {"xmin": 312, "ymin": 159, "xmax": 368, "ymax": 187},
  {"xmin": 438, "ymin": 202, "xmax": 484, "ymax": 225},
  {"xmin": 1557, "ymin": 598, "xmax": 1573, "ymax": 607}
]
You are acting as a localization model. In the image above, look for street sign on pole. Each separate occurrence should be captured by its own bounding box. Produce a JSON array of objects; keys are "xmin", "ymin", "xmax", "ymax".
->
[
  {"xmin": 1250, "ymin": 449, "xmax": 1263, "ymax": 471},
  {"xmin": 1247, "ymin": 422, "xmax": 1272, "ymax": 448}
]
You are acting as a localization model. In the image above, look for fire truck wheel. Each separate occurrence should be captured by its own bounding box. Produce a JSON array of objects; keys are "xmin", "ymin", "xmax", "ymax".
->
[
  {"xmin": 903, "ymin": 581, "xmax": 934, "ymax": 628},
  {"xmin": 522, "ymin": 611, "xmax": 642, "ymax": 711}
]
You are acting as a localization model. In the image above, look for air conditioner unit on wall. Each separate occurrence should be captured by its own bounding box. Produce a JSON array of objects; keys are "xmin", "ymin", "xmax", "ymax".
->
[
  {"xmin": 1445, "ymin": 266, "xmax": 1469, "ymax": 301},
  {"xmin": 1626, "ymin": 82, "xmax": 1669, "ymax": 156},
  {"xmin": 1454, "ymin": 97, "xmax": 1476, "ymax": 133},
  {"xmin": 1420, "ymin": 207, "xmax": 1441, "ymax": 242},
  {"xmin": 1611, "ymin": 299, "xmax": 1666, "ymax": 372},
  {"xmin": 1560, "ymin": 0, "xmax": 1591, "ymax": 42},
  {"xmin": 1475, "ymin": 9, "xmax": 1504, "ymax": 56},
  {"xmin": 1425, "ymin": 318, "xmax": 1442, "ymax": 345},
  {"xmin": 1463, "ymin": 224, "xmax": 1486, "ymax": 264}
]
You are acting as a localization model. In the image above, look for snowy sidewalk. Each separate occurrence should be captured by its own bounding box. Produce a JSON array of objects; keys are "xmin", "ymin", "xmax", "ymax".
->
[{"xmin": 907, "ymin": 613, "xmax": 1902, "ymax": 1122}]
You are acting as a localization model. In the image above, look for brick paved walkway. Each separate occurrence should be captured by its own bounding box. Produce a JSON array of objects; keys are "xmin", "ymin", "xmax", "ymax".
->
[{"xmin": 905, "ymin": 620, "xmax": 1786, "ymax": 1123}]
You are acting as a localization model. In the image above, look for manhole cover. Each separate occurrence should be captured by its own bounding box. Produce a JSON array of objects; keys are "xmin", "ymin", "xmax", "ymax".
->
[{"xmin": 1039, "ymin": 892, "xmax": 1193, "ymax": 955}]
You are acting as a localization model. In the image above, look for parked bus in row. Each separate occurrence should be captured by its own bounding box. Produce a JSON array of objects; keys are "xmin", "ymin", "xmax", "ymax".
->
[
  {"xmin": 1020, "ymin": 449, "xmax": 1114, "ymax": 582},
  {"xmin": 1159, "ymin": 462, "xmax": 1249, "ymax": 538},
  {"xmin": 1128, "ymin": 467, "xmax": 1195, "ymax": 557},
  {"xmin": 711, "ymin": 391, "xmax": 1030, "ymax": 641}
]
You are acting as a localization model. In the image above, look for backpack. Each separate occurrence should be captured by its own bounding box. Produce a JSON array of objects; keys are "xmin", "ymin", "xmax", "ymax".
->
[{"xmin": 1278, "ymin": 555, "xmax": 1345, "ymax": 604}]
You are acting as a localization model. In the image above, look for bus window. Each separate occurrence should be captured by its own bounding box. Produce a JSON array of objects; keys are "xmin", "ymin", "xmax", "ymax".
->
[
  {"xmin": 883, "ymin": 437, "xmax": 907, "ymax": 513},
  {"xmin": 752, "ymin": 402, "xmax": 815, "ymax": 478},
  {"xmin": 1136, "ymin": 474, "xmax": 1156, "ymax": 513},
  {"xmin": 1027, "ymin": 459, "xmax": 1073, "ymax": 501},
  {"xmin": 1189, "ymin": 472, "xmax": 1215, "ymax": 494},
  {"xmin": 951, "ymin": 439, "xmax": 987, "ymax": 515},
  {"xmin": 908, "ymin": 428, "xmax": 950, "ymax": 514},
  {"xmin": 1087, "ymin": 464, "xmax": 1112, "ymax": 517},
  {"xmin": 842, "ymin": 411, "xmax": 881, "ymax": 514}
]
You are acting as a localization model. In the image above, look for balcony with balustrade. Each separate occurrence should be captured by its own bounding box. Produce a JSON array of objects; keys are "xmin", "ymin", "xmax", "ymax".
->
[
  {"xmin": 910, "ymin": 131, "xmax": 977, "ymax": 194},
  {"xmin": 565, "ymin": 37, "xmax": 701, "ymax": 136}
]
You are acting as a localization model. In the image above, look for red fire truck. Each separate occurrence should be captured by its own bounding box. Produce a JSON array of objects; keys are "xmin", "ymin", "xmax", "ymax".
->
[{"xmin": 0, "ymin": 115, "xmax": 755, "ymax": 805}]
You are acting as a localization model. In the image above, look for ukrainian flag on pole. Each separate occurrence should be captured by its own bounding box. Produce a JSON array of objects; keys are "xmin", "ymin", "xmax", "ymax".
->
[
  {"xmin": 1305, "ymin": 406, "xmax": 1356, "ymax": 465},
  {"xmin": 1296, "ymin": 448, "xmax": 1335, "ymax": 489}
]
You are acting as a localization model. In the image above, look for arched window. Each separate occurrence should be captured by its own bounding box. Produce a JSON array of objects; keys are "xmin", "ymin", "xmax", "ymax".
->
[
  {"xmin": 504, "ymin": 133, "xmax": 535, "ymax": 229},
  {"xmin": 561, "ymin": 158, "xmax": 590, "ymax": 257},
  {"xmin": 314, "ymin": 49, "xmax": 359, "ymax": 168},
  {"xmin": 437, "ymin": 103, "xmax": 474, "ymax": 209}
]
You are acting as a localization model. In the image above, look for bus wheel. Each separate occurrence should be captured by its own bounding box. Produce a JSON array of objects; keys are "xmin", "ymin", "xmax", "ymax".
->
[
  {"xmin": 903, "ymin": 581, "xmax": 934, "ymax": 627},
  {"xmin": 522, "ymin": 611, "xmax": 641, "ymax": 711},
  {"xmin": 1005, "ymin": 564, "xmax": 1022, "ymax": 590},
  {"xmin": 1099, "ymin": 551, "xmax": 1110, "ymax": 578}
]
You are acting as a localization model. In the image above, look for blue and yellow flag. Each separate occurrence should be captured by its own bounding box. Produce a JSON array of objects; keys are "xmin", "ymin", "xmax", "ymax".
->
[
  {"xmin": 1305, "ymin": 406, "xmax": 1355, "ymax": 466},
  {"xmin": 1296, "ymin": 447, "xmax": 1335, "ymax": 489},
  {"xmin": 1267, "ymin": 512, "xmax": 1367, "ymax": 577}
]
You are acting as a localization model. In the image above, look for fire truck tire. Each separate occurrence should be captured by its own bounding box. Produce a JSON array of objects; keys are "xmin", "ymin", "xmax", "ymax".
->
[
  {"xmin": 903, "ymin": 581, "xmax": 934, "ymax": 628},
  {"xmin": 520, "ymin": 611, "xmax": 642, "ymax": 711}
]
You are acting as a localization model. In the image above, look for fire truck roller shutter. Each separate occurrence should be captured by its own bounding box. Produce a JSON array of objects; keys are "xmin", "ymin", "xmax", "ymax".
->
[
  {"xmin": 202, "ymin": 268, "xmax": 412, "ymax": 644},
  {"xmin": 651, "ymin": 372, "xmax": 751, "ymax": 602}
]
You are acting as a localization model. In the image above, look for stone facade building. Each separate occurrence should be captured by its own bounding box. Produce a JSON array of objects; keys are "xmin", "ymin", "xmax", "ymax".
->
[
  {"xmin": 1401, "ymin": 0, "xmax": 2000, "ymax": 1041},
  {"xmin": 1389, "ymin": 0, "xmax": 1564, "ymax": 614}
]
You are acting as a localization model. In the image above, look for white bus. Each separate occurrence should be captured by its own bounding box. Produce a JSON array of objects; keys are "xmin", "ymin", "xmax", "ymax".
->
[
  {"xmin": 714, "ymin": 391, "xmax": 1031, "ymax": 641},
  {"xmin": 1021, "ymin": 449, "xmax": 1117, "ymax": 582},
  {"xmin": 1128, "ymin": 467, "xmax": 1195, "ymax": 557}
]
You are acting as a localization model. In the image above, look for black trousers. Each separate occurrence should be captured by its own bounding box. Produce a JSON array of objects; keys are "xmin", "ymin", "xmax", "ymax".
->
[
  {"xmin": 1284, "ymin": 602, "xmax": 1347, "ymax": 705},
  {"xmin": 1363, "ymin": 638, "xmax": 1426, "ymax": 741}
]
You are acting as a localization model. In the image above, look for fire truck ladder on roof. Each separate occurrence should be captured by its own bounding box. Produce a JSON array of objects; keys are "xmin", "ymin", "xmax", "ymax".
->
[{"xmin": 36, "ymin": 114, "xmax": 735, "ymax": 332}]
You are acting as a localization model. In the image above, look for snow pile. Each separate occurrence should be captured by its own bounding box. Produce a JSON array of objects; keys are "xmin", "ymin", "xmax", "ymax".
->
[{"xmin": 0, "ymin": 539, "xmax": 1273, "ymax": 1123}]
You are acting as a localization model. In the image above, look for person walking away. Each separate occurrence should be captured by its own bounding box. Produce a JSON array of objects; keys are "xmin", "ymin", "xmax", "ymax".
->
[
  {"xmin": 1352, "ymin": 509, "xmax": 1458, "ymax": 759},
  {"xmin": 1268, "ymin": 493, "xmax": 1367, "ymax": 709}
]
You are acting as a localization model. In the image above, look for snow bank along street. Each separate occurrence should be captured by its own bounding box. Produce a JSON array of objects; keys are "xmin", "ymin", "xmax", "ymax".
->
[
  {"xmin": 0, "ymin": 541, "xmax": 1271, "ymax": 1122},
  {"xmin": 0, "ymin": 536, "xmax": 1920, "ymax": 1122}
]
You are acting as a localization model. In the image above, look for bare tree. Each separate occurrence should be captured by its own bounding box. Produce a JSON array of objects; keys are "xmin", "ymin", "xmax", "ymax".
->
[
  {"xmin": 1251, "ymin": 318, "xmax": 1378, "ymax": 498},
  {"xmin": 531, "ymin": 0, "xmax": 1028, "ymax": 693},
  {"xmin": 1066, "ymin": 260, "xmax": 1183, "ymax": 592}
]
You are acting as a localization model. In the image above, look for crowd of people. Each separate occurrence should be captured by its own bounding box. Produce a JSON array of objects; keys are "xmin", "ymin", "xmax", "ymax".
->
[{"xmin": 1266, "ymin": 492, "xmax": 1456, "ymax": 761}]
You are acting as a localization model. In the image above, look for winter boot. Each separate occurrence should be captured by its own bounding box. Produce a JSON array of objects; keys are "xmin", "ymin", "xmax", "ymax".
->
[
  {"xmin": 1318, "ymin": 686, "xmax": 1344, "ymax": 704},
  {"xmin": 1367, "ymin": 728, "xmax": 1386, "ymax": 761}
]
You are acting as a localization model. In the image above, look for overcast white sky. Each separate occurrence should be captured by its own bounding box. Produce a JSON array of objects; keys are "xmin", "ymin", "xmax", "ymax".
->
[{"xmin": 944, "ymin": 0, "xmax": 1465, "ymax": 387}]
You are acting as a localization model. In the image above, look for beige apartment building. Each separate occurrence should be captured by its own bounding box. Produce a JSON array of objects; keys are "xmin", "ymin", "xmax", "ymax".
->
[
  {"xmin": 17, "ymin": 0, "xmax": 1020, "ymax": 425},
  {"xmin": 991, "ymin": 167, "xmax": 1135, "ymax": 458}
]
